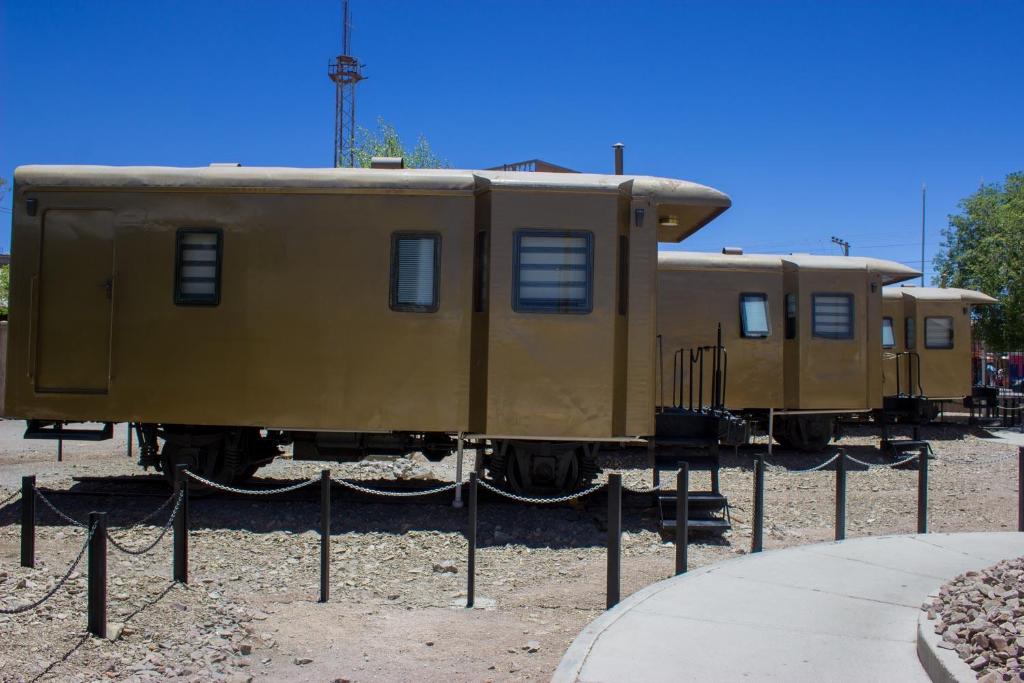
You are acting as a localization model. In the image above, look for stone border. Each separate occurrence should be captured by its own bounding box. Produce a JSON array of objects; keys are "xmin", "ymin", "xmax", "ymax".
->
[{"xmin": 917, "ymin": 587, "xmax": 977, "ymax": 683}]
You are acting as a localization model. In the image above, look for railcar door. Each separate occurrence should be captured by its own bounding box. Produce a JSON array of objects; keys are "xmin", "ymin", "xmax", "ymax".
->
[{"xmin": 35, "ymin": 209, "xmax": 114, "ymax": 393}]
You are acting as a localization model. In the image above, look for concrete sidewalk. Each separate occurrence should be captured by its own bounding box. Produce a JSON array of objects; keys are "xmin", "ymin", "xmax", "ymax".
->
[{"xmin": 554, "ymin": 533, "xmax": 1024, "ymax": 683}]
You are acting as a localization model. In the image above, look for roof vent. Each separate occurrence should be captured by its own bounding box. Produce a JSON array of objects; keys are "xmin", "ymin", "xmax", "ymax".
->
[
  {"xmin": 721, "ymin": 247, "xmax": 743, "ymax": 255},
  {"xmin": 370, "ymin": 156, "xmax": 404, "ymax": 169},
  {"xmin": 209, "ymin": 162, "xmax": 241, "ymax": 167}
]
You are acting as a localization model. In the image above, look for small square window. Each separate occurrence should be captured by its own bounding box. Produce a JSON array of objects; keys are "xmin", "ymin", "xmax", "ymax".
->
[
  {"xmin": 390, "ymin": 233, "xmax": 440, "ymax": 312},
  {"xmin": 174, "ymin": 229, "xmax": 222, "ymax": 306},
  {"xmin": 513, "ymin": 230, "xmax": 593, "ymax": 313},
  {"xmin": 905, "ymin": 317, "xmax": 916, "ymax": 350},
  {"xmin": 924, "ymin": 316, "xmax": 954, "ymax": 349},
  {"xmin": 812, "ymin": 293, "xmax": 854, "ymax": 339},
  {"xmin": 740, "ymin": 293, "xmax": 770, "ymax": 338},
  {"xmin": 882, "ymin": 317, "xmax": 895, "ymax": 349}
]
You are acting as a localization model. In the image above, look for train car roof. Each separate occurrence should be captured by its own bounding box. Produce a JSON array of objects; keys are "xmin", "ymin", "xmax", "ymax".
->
[
  {"xmin": 658, "ymin": 251, "xmax": 920, "ymax": 284},
  {"xmin": 13, "ymin": 165, "xmax": 731, "ymax": 243},
  {"xmin": 883, "ymin": 285, "xmax": 998, "ymax": 304}
]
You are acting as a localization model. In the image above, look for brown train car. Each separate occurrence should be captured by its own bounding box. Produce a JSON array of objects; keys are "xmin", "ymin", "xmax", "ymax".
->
[
  {"xmin": 881, "ymin": 286, "xmax": 997, "ymax": 422},
  {"xmin": 657, "ymin": 250, "xmax": 918, "ymax": 450},
  {"xmin": 4, "ymin": 164, "xmax": 729, "ymax": 494}
]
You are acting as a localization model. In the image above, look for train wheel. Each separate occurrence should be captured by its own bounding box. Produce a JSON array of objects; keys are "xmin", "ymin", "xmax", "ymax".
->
[
  {"xmin": 159, "ymin": 436, "xmax": 236, "ymax": 491},
  {"xmin": 503, "ymin": 443, "xmax": 584, "ymax": 497},
  {"xmin": 775, "ymin": 415, "xmax": 834, "ymax": 452}
]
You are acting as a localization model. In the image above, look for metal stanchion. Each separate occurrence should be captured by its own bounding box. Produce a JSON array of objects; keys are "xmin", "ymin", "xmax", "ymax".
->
[
  {"xmin": 752, "ymin": 455, "xmax": 764, "ymax": 553},
  {"xmin": 917, "ymin": 446, "xmax": 928, "ymax": 534},
  {"xmin": 1018, "ymin": 447, "xmax": 1023, "ymax": 533},
  {"xmin": 126, "ymin": 423, "xmax": 133, "ymax": 459},
  {"xmin": 453, "ymin": 432, "xmax": 465, "ymax": 509},
  {"xmin": 675, "ymin": 465, "xmax": 689, "ymax": 575},
  {"xmin": 21, "ymin": 475, "xmax": 35, "ymax": 568},
  {"xmin": 173, "ymin": 465, "xmax": 189, "ymax": 584},
  {"xmin": 87, "ymin": 512, "xmax": 107, "ymax": 638},
  {"xmin": 835, "ymin": 450, "xmax": 847, "ymax": 542},
  {"xmin": 57, "ymin": 422, "xmax": 63, "ymax": 462},
  {"xmin": 466, "ymin": 472, "xmax": 477, "ymax": 608},
  {"xmin": 607, "ymin": 473, "xmax": 622, "ymax": 609},
  {"xmin": 320, "ymin": 469, "xmax": 330, "ymax": 603}
]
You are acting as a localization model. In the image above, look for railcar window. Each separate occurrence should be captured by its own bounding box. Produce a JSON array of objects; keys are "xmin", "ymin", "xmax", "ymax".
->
[
  {"xmin": 882, "ymin": 317, "xmax": 895, "ymax": 348},
  {"xmin": 740, "ymin": 293, "xmax": 770, "ymax": 338},
  {"xmin": 811, "ymin": 293, "xmax": 854, "ymax": 339},
  {"xmin": 174, "ymin": 229, "xmax": 222, "ymax": 306},
  {"xmin": 924, "ymin": 316, "xmax": 954, "ymax": 349},
  {"xmin": 785, "ymin": 293, "xmax": 797, "ymax": 339},
  {"xmin": 473, "ymin": 230, "xmax": 488, "ymax": 313},
  {"xmin": 905, "ymin": 317, "xmax": 916, "ymax": 349},
  {"xmin": 390, "ymin": 233, "xmax": 440, "ymax": 312},
  {"xmin": 513, "ymin": 230, "xmax": 593, "ymax": 313}
]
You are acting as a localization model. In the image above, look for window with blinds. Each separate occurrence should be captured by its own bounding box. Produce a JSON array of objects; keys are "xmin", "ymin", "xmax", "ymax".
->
[
  {"xmin": 811, "ymin": 293, "xmax": 854, "ymax": 339},
  {"xmin": 174, "ymin": 229, "xmax": 222, "ymax": 305},
  {"xmin": 882, "ymin": 317, "xmax": 896, "ymax": 348},
  {"xmin": 740, "ymin": 293, "xmax": 770, "ymax": 337},
  {"xmin": 924, "ymin": 316, "xmax": 954, "ymax": 349},
  {"xmin": 513, "ymin": 230, "xmax": 593, "ymax": 313},
  {"xmin": 390, "ymin": 233, "xmax": 440, "ymax": 312}
]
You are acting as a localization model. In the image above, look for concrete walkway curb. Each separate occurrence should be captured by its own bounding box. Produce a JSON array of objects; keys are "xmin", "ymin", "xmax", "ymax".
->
[
  {"xmin": 554, "ymin": 533, "xmax": 1024, "ymax": 683},
  {"xmin": 916, "ymin": 592, "xmax": 976, "ymax": 683}
]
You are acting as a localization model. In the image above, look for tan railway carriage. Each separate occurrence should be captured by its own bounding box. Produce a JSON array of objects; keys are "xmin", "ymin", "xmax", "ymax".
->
[
  {"xmin": 657, "ymin": 251, "xmax": 918, "ymax": 450},
  {"xmin": 881, "ymin": 286, "xmax": 997, "ymax": 421},
  {"xmin": 5, "ymin": 164, "xmax": 729, "ymax": 493}
]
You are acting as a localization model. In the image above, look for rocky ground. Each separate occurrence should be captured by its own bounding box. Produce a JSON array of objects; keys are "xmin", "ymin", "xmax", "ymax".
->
[
  {"xmin": 923, "ymin": 556, "xmax": 1024, "ymax": 681},
  {"xmin": 0, "ymin": 418, "xmax": 1021, "ymax": 682}
]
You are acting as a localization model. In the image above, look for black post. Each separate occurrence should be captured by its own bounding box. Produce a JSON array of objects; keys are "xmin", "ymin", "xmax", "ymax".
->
[
  {"xmin": 917, "ymin": 446, "xmax": 928, "ymax": 534},
  {"xmin": 319, "ymin": 469, "xmax": 330, "ymax": 603},
  {"xmin": 675, "ymin": 465, "xmax": 689, "ymax": 575},
  {"xmin": 126, "ymin": 422, "xmax": 133, "ymax": 459},
  {"xmin": 752, "ymin": 455, "xmax": 765, "ymax": 553},
  {"xmin": 173, "ymin": 465, "xmax": 189, "ymax": 584},
  {"xmin": 87, "ymin": 512, "xmax": 107, "ymax": 638},
  {"xmin": 467, "ymin": 472, "xmax": 477, "ymax": 608},
  {"xmin": 20, "ymin": 475, "xmax": 35, "ymax": 568},
  {"xmin": 607, "ymin": 473, "xmax": 622, "ymax": 609},
  {"xmin": 1018, "ymin": 447, "xmax": 1023, "ymax": 533},
  {"xmin": 835, "ymin": 450, "xmax": 847, "ymax": 542},
  {"xmin": 57, "ymin": 421, "xmax": 63, "ymax": 463}
]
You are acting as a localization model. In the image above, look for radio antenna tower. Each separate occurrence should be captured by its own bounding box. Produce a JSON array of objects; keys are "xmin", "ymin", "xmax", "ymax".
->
[{"xmin": 328, "ymin": 0, "xmax": 366, "ymax": 167}]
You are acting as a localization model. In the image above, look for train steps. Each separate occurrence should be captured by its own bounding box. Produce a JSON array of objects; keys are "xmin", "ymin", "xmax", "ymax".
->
[{"xmin": 656, "ymin": 491, "xmax": 731, "ymax": 535}]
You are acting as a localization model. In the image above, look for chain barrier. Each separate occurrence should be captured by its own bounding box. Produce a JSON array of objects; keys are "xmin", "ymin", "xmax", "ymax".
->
[
  {"xmin": 184, "ymin": 471, "xmax": 319, "ymax": 495},
  {"xmin": 844, "ymin": 452, "xmax": 921, "ymax": 469},
  {"xmin": 120, "ymin": 490, "xmax": 179, "ymax": 528},
  {"xmin": 621, "ymin": 481, "xmax": 669, "ymax": 494},
  {"xmin": 35, "ymin": 488, "xmax": 87, "ymax": 528},
  {"xmin": 331, "ymin": 477, "xmax": 457, "ymax": 498},
  {"xmin": 940, "ymin": 450, "xmax": 1020, "ymax": 466},
  {"xmin": 0, "ymin": 489, "xmax": 20, "ymax": 507},
  {"xmin": 0, "ymin": 522, "xmax": 95, "ymax": 615},
  {"xmin": 107, "ymin": 490, "xmax": 184, "ymax": 556},
  {"xmin": 762, "ymin": 452, "xmax": 840, "ymax": 473},
  {"xmin": 477, "ymin": 478, "xmax": 605, "ymax": 504}
]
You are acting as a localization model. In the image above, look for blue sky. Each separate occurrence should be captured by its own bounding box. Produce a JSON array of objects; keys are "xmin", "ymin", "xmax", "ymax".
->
[{"xmin": 2, "ymin": 1, "xmax": 1021, "ymax": 279}]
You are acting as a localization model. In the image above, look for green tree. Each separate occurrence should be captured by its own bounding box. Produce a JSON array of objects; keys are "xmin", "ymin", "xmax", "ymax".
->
[
  {"xmin": 934, "ymin": 172, "xmax": 1024, "ymax": 349},
  {"xmin": 352, "ymin": 118, "xmax": 449, "ymax": 169}
]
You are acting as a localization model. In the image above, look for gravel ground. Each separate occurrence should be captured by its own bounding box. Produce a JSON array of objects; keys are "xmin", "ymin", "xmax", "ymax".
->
[
  {"xmin": 923, "ymin": 556, "xmax": 1024, "ymax": 681},
  {"xmin": 0, "ymin": 417, "xmax": 1020, "ymax": 682}
]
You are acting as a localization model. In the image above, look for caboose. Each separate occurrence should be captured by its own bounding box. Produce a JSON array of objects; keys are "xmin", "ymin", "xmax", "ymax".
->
[{"xmin": 4, "ymin": 164, "xmax": 730, "ymax": 494}]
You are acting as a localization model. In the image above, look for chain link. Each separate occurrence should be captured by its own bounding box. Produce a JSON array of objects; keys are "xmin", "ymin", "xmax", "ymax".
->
[
  {"xmin": 0, "ymin": 489, "xmax": 21, "ymax": 507},
  {"xmin": 0, "ymin": 523, "xmax": 95, "ymax": 615},
  {"xmin": 185, "ymin": 471, "xmax": 319, "ymax": 495},
  {"xmin": 35, "ymin": 488, "xmax": 87, "ymax": 528},
  {"xmin": 107, "ymin": 490, "xmax": 184, "ymax": 556},
  {"xmin": 940, "ymin": 450, "xmax": 1020, "ymax": 466},
  {"xmin": 476, "ymin": 478, "xmax": 605, "ymax": 504},
  {"xmin": 844, "ymin": 452, "xmax": 921, "ymax": 469},
  {"xmin": 117, "ymin": 490, "xmax": 179, "ymax": 529},
  {"xmin": 621, "ymin": 481, "xmax": 669, "ymax": 494},
  {"xmin": 331, "ymin": 477, "xmax": 457, "ymax": 498},
  {"xmin": 762, "ymin": 452, "xmax": 840, "ymax": 473}
]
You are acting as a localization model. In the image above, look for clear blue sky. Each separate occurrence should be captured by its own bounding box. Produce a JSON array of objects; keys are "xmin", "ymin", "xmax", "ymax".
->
[{"xmin": 2, "ymin": 1, "xmax": 1021, "ymax": 279}]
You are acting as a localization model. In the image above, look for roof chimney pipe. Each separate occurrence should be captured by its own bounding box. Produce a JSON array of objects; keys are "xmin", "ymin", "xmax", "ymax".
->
[{"xmin": 613, "ymin": 143, "xmax": 624, "ymax": 175}]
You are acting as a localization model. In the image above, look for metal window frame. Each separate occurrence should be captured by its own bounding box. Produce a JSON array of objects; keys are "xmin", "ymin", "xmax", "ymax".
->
[
  {"xmin": 389, "ymin": 231, "xmax": 441, "ymax": 313},
  {"xmin": 923, "ymin": 315, "xmax": 955, "ymax": 349},
  {"xmin": 811, "ymin": 292, "xmax": 854, "ymax": 340},
  {"xmin": 905, "ymin": 316, "xmax": 916, "ymax": 350},
  {"xmin": 174, "ymin": 227, "xmax": 223, "ymax": 306},
  {"xmin": 784, "ymin": 292, "xmax": 797, "ymax": 340},
  {"xmin": 881, "ymin": 316, "xmax": 896, "ymax": 349},
  {"xmin": 512, "ymin": 229, "xmax": 594, "ymax": 314},
  {"xmin": 739, "ymin": 292, "xmax": 770, "ymax": 338}
]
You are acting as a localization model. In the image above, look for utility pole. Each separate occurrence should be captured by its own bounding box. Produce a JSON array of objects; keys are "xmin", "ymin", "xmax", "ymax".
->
[
  {"xmin": 831, "ymin": 236, "xmax": 850, "ymax": 256},
  {"xmin": 921, "ymin": 183, "xmax": 927, "ymax": 286},
  {"xmin": 328, "ymin": 0, "xmax": 366, "ymax": 168}
]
